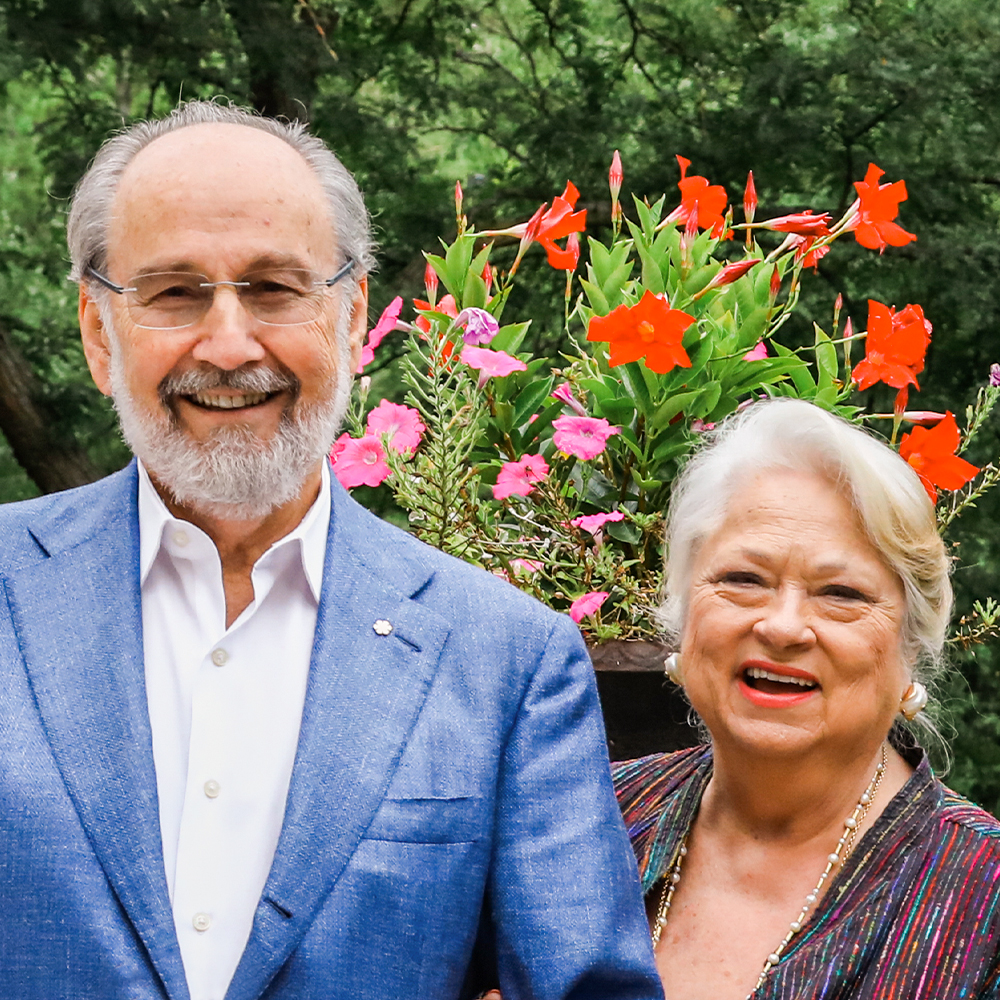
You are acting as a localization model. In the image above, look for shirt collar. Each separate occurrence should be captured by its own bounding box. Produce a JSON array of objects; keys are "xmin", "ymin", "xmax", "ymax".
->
[{"xmin": 137, "ymin": 459, "xmax": 330, "ymax": 602}]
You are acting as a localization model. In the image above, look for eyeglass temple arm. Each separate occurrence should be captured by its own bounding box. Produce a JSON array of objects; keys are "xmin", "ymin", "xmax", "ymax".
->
[
  {"xmin": 84, "ymin": 265, "xmax": 126, "ymax": 295},
  {"xmin": 323, "ymin": 259, "xmax": 355, "ymax": 287}
]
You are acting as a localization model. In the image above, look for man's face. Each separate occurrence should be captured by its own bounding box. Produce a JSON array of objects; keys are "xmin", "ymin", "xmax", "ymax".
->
[{"xmin": 79, "ymin": 122, "xmax": 367, "ymax": 518}]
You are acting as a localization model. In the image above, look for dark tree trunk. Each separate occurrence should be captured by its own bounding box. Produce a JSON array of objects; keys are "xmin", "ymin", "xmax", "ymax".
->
[
  {"xmin": 590, "ymin": 640, "xmax": 702, "ymax": 761},
  {"xmin": 0, "ymin": 322, "xmax": 101, "ymax": 494}
]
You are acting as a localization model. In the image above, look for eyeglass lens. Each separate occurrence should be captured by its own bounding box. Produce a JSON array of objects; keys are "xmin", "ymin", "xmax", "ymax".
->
[{"xmin": 124, "ymin": 269, "xmax": 330, "ymax": 329}]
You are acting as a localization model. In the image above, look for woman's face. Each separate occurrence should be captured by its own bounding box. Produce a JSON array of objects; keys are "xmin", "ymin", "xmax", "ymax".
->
[{"xmin": 681, "ymin": 468, "xmax": 909, "ymax": 761}]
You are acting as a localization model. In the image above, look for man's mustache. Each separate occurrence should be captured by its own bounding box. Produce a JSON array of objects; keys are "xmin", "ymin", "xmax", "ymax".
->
[{"xmin": 159, "ymin": 365, "xmax": 300, "ymax": 401}]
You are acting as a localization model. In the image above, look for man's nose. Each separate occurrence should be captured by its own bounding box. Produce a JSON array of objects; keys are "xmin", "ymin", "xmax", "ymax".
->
[
  {"xmin": 190, "ymin": 285, "xmax": 266, "ymax": 370},
  {"xmin": 752, "ymin": 586, "xmax": 816, "ymax": 650}
]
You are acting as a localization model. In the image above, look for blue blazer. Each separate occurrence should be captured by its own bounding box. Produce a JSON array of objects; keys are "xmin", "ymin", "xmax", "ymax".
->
[{"xmin": 0, "ymin": 463, "xmax": 662, "ymax": 1000}]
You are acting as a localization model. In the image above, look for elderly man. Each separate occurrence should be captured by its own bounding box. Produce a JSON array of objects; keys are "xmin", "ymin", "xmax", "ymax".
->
[{"xmin": 0, "ymin": 101, "xmax": 661, "ymax": 1000}]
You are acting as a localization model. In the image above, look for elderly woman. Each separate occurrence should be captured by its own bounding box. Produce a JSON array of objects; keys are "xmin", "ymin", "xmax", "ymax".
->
[{"xmin": 613, "ymin": 398, "xmax": 1000, "ymax": 999}]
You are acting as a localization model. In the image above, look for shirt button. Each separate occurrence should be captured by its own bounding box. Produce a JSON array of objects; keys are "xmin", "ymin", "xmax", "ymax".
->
[
  {"xmin": 173, "ymin": 530, "xmax": 189, "ymax": 547},
  {"xmin": 192, "ymin": 912, "xmax": 211, "ymax": 932},
  {"xmin": 211, "ymin": 648, "xmax": 228, "ymax": 667},
  {"xmin": 204, "ymin": 780, "xmax": 221, "ymax": 799}
]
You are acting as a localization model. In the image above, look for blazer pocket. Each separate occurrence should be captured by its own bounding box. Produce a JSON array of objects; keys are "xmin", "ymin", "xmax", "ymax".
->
[{"xmin": 363, "ymin": 795, "xmax": 489, "ymax": 844}]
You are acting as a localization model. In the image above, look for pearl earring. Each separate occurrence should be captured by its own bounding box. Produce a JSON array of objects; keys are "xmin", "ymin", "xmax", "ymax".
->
[
  {"xmin": 899, "ymin": 681, "xmax": 928, "ymax": 720},
  {"xmin": 664, "ymin": 652, "xmax": 683, "ymax": 685}
]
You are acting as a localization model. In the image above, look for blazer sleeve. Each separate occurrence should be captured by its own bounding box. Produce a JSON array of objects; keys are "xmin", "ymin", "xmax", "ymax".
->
[{"xmin": 487, "ymin": 613, "xmax": 664, "ymax": 1000}]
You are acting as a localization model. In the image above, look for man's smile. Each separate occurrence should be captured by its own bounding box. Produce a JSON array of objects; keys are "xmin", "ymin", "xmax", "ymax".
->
[{"xmin": 185, "ymin": 389, "xmax": 275, "ymax": 410}]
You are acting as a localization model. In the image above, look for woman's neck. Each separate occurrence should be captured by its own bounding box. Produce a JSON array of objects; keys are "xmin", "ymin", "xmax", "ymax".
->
[{"xmin": 699, "ymin": 736, "xmax": 912, "ymax": 848}]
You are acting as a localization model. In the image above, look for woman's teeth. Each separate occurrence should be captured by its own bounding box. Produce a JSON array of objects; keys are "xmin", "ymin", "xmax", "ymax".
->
[
  {"xmin": 745, "ymin": 666, "xmax": 817, "ymax": 688},
  {"xmin": 191, "ymin": 391, "xmax": 269, "ymax": 410}
]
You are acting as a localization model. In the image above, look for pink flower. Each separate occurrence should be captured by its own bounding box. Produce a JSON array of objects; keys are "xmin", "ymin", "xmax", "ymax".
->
[
  {"xmin": 331, "ymin": 435, "xmax": 391, "ymax": 488},
  {"xmin": 571, "ymin": 511, "xmax": 625, "ymax": 535},
  {"xmin": 552, "ymin": 415, "xmax": 620, "ymax": 460},
  {"xmin": 329, "ymin": 432, "xmax": 351, "ymax": 463},
  {"xmin": 552, "ymin": 382, "xmax": 588, "ymax": 417},
  {"xmin": 569, "ymin": 591, "xmax": 609, "ymax": 623},
  {"xmin": 494, "ymin": 454, "xmax": 549, "ymax": 499},
  {"xmin": 742, "ymin": 341, "xmax": 768, "ymax": 361},
  {"xmin": 511, "ymin": 558, "xmax": 543, "ymax": 574},
  {"xmin": 365, "ymin": 400, "xmax": 426, "ymax": 456},
  {"xmin": 691, "ymin": 418, "xmax": 716, "ymax": 432},
  {"xmin": 990, "ymin": 364, "xmax": 1000, "ymax": 388},
  {"xmin": 356, "ymin": 296, "xmax": 404, "ymax": 373},
  {"xmin": 461, "ymin": 345, "xmax": 528, "ymax": 378},
  {"xmin": 456, "ymin": 307, "xmax": 500, "ymax": 346}
]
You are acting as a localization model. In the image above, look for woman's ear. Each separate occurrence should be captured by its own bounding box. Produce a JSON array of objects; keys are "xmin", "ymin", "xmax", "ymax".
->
[{"xmin": 79, "ymin": 285, "xmax": 113, "ymax": 397}]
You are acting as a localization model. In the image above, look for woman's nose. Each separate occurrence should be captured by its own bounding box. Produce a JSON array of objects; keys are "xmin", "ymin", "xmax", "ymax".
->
[{"xmin": 752, "ymin": 587, "xmax": 816, "ymax": 649}]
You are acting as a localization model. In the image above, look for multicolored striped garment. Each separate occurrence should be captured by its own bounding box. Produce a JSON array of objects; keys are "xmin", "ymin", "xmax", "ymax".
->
[{"xmin": 613, "ymin": 745, "xmax": 1000, "ymax": 999}]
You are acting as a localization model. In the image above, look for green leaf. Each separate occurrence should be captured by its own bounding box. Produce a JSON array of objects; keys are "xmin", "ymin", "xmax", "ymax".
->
[
  {"xmin": 618, "ymin": 361, "xmax": 654, "ymax": 416},
  {"xmin": 491, "ymin": 321, "xmax": 531, "ymax": 354},
  {"xmin": 580, "ymin": 277, "xmax": 610, "ymax": 315},
  {"xmin": 462, "ymin": 271, "xmax": 488, "ymax": 309},
  {"xmin": 652, "ymin": 390, "xmax": 700, "ymax": 429},
  {"xmin": 443, "ymin": 235, "xmax": 475, "ymax": 299},
  {"xmin": 773, "ymin": 342, "xmax": 816, "ymax": 394},
  {"xmin": 607, "ymin": 519, "xmax": 642, "ymax": 544},
  {"xmin": 512, "ymin": 375, "xmax": 555, "ymax": 427},
  {"xmin": 813, "ymin": 322, "xmax": 839, "ymax": 390},
  {"xmin": 693, "ymin": 380, "xmax": 722, "ymax": 418}
]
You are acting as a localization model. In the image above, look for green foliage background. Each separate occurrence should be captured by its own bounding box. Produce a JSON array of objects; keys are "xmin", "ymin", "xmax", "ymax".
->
[{"xmin": 2, "ymin": 0, "xmax": 1000, "ymax": 806}]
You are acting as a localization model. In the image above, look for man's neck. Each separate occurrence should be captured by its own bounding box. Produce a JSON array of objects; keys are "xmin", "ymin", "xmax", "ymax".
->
[{"xmin": 148, "ymin": 463, "xmax": 324, "ymax": 627}]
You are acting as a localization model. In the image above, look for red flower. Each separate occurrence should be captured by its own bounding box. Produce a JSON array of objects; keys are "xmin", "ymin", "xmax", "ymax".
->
[
  {"xmin": 423, "ymin": 259, "xmax": 439, "ymax": 300},
  {"xmin": 792, "ymin": 236, "xmax": 830, "ymax": 270},
  {"xmin": 665, "ymin": 156, "xmax": 728, "ymax": 236},
  {"xmin": 898, "ymin": 412, "xmax": 979, "ymax": 502},
  {"xmin": 849, "ymin": 163, "xmax": 917, "ymax": 253},
  {"xmin": 586, "ymin": 290, "xmax": 695, "ymax": 374},
  {"xmin": 535, "ymin": 181, "xmax": 588, "ymax": 269},
  {"xmin": 851, "ymin": 300, "xmax": 931, "ymax": 391},
  {"xmin": 760, "ymin": 211, "xmax": 831, "ymax": 237},
  {"xmin": 414, "ymin": 293, "xmax": 457, "ymax": 333}
]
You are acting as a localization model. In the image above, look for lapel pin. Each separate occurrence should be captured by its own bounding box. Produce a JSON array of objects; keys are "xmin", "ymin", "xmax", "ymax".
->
[{"xmin": 373, "ymin": 619, "xmax": 393, "ymax": 636}]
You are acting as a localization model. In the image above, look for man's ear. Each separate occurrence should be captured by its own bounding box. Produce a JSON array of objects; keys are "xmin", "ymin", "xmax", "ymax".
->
[
  {"xmin": 79, "ymin": 284, "xmax": 113, "ymax": 397},
  {"xmin": 347, "ymin": 274, "xmax": 369, "ymax": 374}
]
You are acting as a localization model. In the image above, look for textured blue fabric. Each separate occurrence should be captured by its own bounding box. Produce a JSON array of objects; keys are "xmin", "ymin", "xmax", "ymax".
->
[{"xmin": 0, "ymin": 462, "xmax": 662, "ymax": 1000}]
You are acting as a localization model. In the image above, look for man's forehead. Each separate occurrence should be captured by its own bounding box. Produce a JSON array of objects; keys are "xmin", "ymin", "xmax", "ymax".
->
[
  {"xmin": 118, "ymin": 122, "xmax": 320, "ymax": 197},
  {"xmin": 108, "ymin": 122, "xmax": 336, "ymax": 269}
]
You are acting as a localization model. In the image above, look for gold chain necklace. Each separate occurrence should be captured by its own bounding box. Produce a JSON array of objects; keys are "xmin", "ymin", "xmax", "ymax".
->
[{"xmin": 651, "ymin": 743, "xmax": 887, "ymax": 999}]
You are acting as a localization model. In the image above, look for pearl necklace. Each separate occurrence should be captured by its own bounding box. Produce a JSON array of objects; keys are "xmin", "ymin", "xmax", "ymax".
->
[{"xmin": 651, "ymin": 743, "xmax": 887, "ymax": 999}]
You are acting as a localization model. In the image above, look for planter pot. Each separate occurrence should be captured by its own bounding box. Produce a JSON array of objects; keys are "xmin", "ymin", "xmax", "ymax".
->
[{"xmin": 588, "ymin": 640, "xmax": 701, "ymax": 761}]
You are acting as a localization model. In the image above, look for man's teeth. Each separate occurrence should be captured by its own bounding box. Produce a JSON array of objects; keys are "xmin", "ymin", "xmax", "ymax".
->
[
  {"xmin": 191, "ymin": 391, "xmax": 269, "ymax": 410},
  {"xmin": 746, "ymin": 666, "xmax": 817, "ymax": 688}
]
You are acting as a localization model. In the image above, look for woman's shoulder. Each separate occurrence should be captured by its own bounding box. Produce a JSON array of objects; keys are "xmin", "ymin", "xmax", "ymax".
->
[
  {"xmin": 937, "ymin": 782, "xmax": 1000, "ymax": 843},
  {"xmin": 612, "ymin": 746, "xmax": 710, "ymax": 832}
]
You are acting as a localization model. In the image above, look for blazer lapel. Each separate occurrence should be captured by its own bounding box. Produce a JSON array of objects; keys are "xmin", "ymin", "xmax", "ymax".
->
[
  {"xmin": 226, "ymin": 482, "xmax": 452, "ymax": 1000},
  {"xmin": 4, "ymin": 466, "xmax": 188, "ymax": 1000}
]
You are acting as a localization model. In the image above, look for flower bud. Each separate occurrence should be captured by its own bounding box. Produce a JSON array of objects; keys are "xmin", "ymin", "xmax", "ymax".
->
[
  {"xmin": 609, "ymin": 150, "xmax": 623, "ymax": 202},
  {"xmin": 743, "ymin": 170, "xmax": 757, "ymax": 225}
]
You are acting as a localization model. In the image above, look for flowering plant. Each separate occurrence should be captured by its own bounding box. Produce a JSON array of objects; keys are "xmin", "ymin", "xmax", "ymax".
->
[{"xmin": 336, "ymin": 157, "xmax": 1000, "ymax": 642}]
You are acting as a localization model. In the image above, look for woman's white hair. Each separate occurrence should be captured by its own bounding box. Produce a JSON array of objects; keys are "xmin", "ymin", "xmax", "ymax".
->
[
  {"xmin": 662, "ymin": 398, "xmax": 952, "ymax": 691},
  {"xmin": 66, "ymin": 99, "xmax": 376, "ymax": 282}
]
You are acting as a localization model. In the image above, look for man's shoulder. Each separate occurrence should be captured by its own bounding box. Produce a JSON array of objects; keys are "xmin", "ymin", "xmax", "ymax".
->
[{"xmin": 0, "ymin": 465, "xmax": 137, "ymax": 571}]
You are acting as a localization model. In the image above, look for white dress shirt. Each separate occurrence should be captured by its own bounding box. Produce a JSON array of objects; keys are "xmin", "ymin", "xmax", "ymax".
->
[{"xmin": 138, "ymin": 461, "xmax": 329, "ymax": 1000}]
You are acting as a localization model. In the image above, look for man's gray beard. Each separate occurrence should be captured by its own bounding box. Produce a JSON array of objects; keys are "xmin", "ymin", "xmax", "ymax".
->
[{"xmin": 104, "ymin": 312, "xmax": 352, "ymax": 521}]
